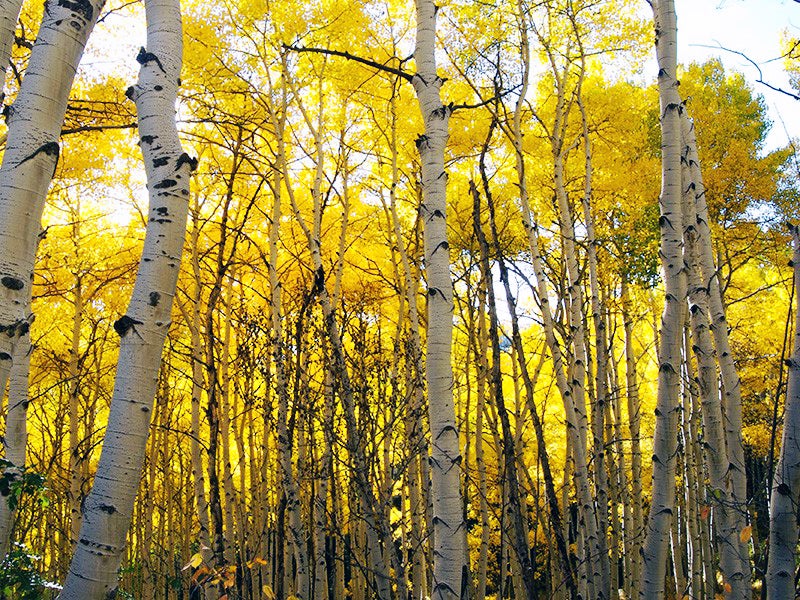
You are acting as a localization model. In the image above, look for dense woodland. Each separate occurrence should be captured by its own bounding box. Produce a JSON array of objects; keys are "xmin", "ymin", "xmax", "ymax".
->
[{"xmin": 0, "ymin": 0, "xmax": 798, "ymax": 598}]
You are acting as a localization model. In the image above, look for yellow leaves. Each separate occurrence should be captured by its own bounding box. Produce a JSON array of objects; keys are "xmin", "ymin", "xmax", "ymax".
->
[
  {"xmin": 740, "ymin": 525, "xmax": 752, "ymax": 543},
  {"xmin": 568, "ymin": 542, "xmax": 577, "ymax": 556},
  {"xmin": 182, "ymin": 552, "xmax": 204, "ymax": 571},
  {"xmin": 263, "ymin": 584, "xmax": 276, "ymax": 599}
]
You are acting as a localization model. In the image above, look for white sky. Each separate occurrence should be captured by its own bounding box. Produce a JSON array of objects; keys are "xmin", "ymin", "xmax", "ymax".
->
[{"xmin": 674, "ymin": 0, "xmax": 800, "ymax": 150}]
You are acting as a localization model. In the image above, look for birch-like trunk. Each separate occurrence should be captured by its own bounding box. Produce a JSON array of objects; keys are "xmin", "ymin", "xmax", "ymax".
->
[
  {"xmin": 621, "ymin": 277, "xmax": 644, "ymax": 597},
  {"xmin": 0, "ymin": 0, "xmax": 24, "ymax": 102},
  {"xmin": 682, "ymin": 123, "xmax": 745, "ymax": 597},
  {"xmin": 681, "ymin": 110, "xmax": 750, "ymax": 593},
  {"xmin": 641, "ymin": 0, "xmax": 687, "ymax": 595},
  {"xmin": 472, "ymin": 175, "xmax": 536, "ymax": 600},
  {"xmin": 0, "ymin": 311, "xmax": 30, "ymax": 556},
  {"xmin": 412, "ymin": 2, "xmax": 465, "ymax": 597},
  {"xmin": 0, "ymin": 0, "xmax": 104, "ymax": 459},
  {"xmin": 767, "ymin": 225, "xmax": 800, "ymax": 598},
  {"xmin": 60, "ymin": 0, "xmax": 192, "ymax": 595}
]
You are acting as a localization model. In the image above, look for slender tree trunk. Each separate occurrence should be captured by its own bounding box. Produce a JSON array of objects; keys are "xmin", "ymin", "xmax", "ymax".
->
[
  {"xmin": 60, "ymin": 0, "xmax": 192, "ymax": 594},
  {"xmin": 681, "ymin": 110, "xmax": 751, "ymax": 594},
  {"xmin": 641, "ymin": 1, "xmax": 687, "ymax": 596},
  {"xmin": 412, "ymin": 2, "xmax": 465, "ymax": 597},
  {"xmin": 471, "ymin": 174, "xmax": 536, "ymax": 600},
  {"xmin": 0, "ymin": 0, "xmax": 23, "ymax": 103},
  {"xmin": 0, "ymin": 306, "xmax": 30, "ymax": 556},
  {"xmin": 767, "ymin": 224, "xmax": 800, "ymax": 598}
]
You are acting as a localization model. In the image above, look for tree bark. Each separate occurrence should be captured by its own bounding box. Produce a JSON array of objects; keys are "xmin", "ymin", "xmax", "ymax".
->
[
  {"xmin": 767, "ymin": 224, "xmax": 800, "ymax": 598},
  {"xmin": 641, "ymin": 1, "xmax": 687, "ymax": 596},
  {"xmin": 60, "ymin": 0, "xmax": 192, "ymax": 594},
  {"xmin": 412, "ymin": 2, "xmax": 466, "ymax": 598}
]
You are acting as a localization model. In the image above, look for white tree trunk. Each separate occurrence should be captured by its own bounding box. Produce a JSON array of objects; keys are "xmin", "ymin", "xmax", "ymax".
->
[
  {"xmin": 0, "ymin": 0, "xmax": 104, "ymax": 425},
  {"xmin": 0, "ymin": 312, "xmax": 30, "ymax": 556},
  {"xmin": 0, "ymin": 0, "xmax": 104, "ymax": 558},
  {"xmin": 412, "ymin": 2, "xmax": 465, "ymax": 598},
  {"xmin": 0, "ymin": 0, "xmax": 24, "ymax": 101},
  {"xmin": 641, "ymin": 0, "xmax": 687, "ymax": 596},
  {"xmin": 60, "ymin": 0, "xmax": 191, "ymax": 595},
  {"xmin": 767, "ymin": 225, "xmax": 800, "ymax": 598},
  {"xmin": 681, "ymin": 110, "xmax": 750, "ymax": 594}
]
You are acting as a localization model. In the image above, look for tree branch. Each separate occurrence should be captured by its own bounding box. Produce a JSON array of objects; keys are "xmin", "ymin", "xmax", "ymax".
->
[
  {"xmin": 692, "ymin": 42, "xmax": 800, "ymax": 102},
  {"xmin": 283, "ymin": 44, "xmax": 413, "ymax": 82}
]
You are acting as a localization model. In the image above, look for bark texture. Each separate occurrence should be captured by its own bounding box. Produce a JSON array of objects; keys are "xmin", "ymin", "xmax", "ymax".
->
[
  {"xmin": 767, "ymin": 225, "xmax": 800, "ymax": 599},
  {"xmin": 641, "ymin": 0, "xmax": 687, "ymax": 595},
  {"xmin": 412, "ymin": 1, "xmax": 466, "ymax": 598},
  {"xmin": 60, "ymin": 0, "xmax": 192, "ymax": 596}
]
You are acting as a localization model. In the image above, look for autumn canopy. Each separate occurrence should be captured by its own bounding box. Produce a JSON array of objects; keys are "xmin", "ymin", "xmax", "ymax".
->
[{"xmin": 0, "ymin": 0, "xmax": 797, "ymax": 599}]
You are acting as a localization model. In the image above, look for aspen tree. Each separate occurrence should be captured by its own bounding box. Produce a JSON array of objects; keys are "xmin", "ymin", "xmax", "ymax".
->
[
  {"xmin": 767, "ymin": 224, "xmax": 800, "ymax": 598},
  {"xmin": 269, "ymin": 112, "xmax": 310, "ymax": 600},
  {"xmin": 0, "ymin": 0, "xmax": 23, "ymax": 94},
  {"xmin": 641, "ymin": 0, "xmax": 686, "ymax": 595},
  {"xmin": 0, "ymin": 0, "xmax": 104, "ymax": 384},
  {"xmin": 0, "ymin": 0, "xmax": 105, "ymax": 561},
  {"xmin": 412, "ymin": 1, "xmax": 466, "ymax": 597},
  {"xmin": 621, "ymin": 277, "xmax": 644, "ymax": 595},
  {"xmin": 0, "ymin": 301, "xmax": 30, "ymax": 556},
  {"xmin": 471, "ymin": 170, "xmax": 536, "ymax": 600},
  {"xmin": 681, "ymin": 112, "xmax": 746, "ymax": 598},
  {"xmin": 182, "ymin": 196, "xmax": 213, "ymax": 569},
  {"xmin": 682, "ymin": 110, "xmax": 751, "ymax": 594},
  {"xmin": 60, "ymin": 0, "xmax": 193, "ymax": 594},
  {"xmin": 384, "ymin": 97, "xmax": 429, "ymax": 599}
]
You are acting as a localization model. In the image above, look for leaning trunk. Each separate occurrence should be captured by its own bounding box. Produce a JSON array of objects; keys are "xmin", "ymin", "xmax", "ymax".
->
[{"xmin": 60, "ymin": 1, "xmax": 192, "ymax": 596}]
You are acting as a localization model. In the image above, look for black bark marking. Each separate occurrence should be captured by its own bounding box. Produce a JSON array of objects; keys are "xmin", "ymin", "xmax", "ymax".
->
[
  {"xmin": 414, "ymin": 134, "xmax": 429, "ymax": 150},
  {"xmin": 431, "ymin": 240, "xmax": 449, "ymax": 255},
  {"xmin": 154, "ymin": 179, "xmax": 177, "ymax": 189},
  {"xmin": 125, "ymin": 86, "xmax": 135, "ymax": 101},
  {"xmin": 312, "ymin": 266, "xmax": 325, "ymax": 295},
  {"xmin": 1, "ymin": 276, "xmax": 24, "ymax": 291},
  {"xmin": 154, "ymin": 85, "xmax": 163, "ymax": 91},
  {"xmin": 777, "ymin": 482, "xmax": 791, "ymax": 496},
  {"xmin": 152, "ymin": 156, "xmax": 169, "ymax": 168},
  {"xmin": 97, "ymin": 503, "xmax": 117, "ymax": 514},
  {"xmin": 17, "ymin": 142, "xmax": 60, "ymax": 172},
  {"xmin": 140, "ymin": 135, "xmax": 158, "ymax": 145},
  {"xmin": 155, "ymin": 206, "xmax": 168, "ymax": 216},
  {"xmin": 435, "ymin": 424, "xmax": 458, "ymax": 439},
  {"xmin": 57, "ymin": 0, "xmax": 93, "ymax": 21},
  {"xmin": 113, "ymin": 315, "xmax": 143, "ymax": 337},
  {"xmin": 149, "ymin": 292, "xmax": 160, "ymax": 307},
  {"xmin": 176, "ymin": 152, "xmax": 198, "ymax": 172},
  {"xmin": 0, "ymin": 353, "xmax": 10, "ymax": 361},
  {"xmin": 136, "ymin": 47, "xmax": 166, "ymax": 74}
]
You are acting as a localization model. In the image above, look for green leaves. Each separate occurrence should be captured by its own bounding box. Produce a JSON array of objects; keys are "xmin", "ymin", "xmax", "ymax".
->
[
  {"xmin": 0, "ymin": 543, "xmax": 61, "ymax": 599},
  {"xmin": 0, "ymin": 459, "xmax": 48, "ymax": 512}
]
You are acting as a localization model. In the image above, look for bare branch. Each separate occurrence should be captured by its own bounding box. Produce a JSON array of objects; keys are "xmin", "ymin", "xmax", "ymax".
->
[
  {"xmin": 283, "ymin": 44, "xmax": 413, "ymax": 82},
  {"xmin": 692, "ymin": 42, "xmax": 800, "ymax": 102}
]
